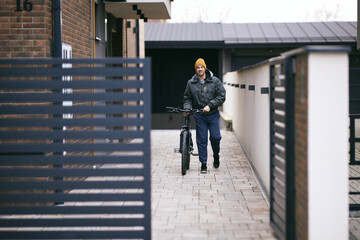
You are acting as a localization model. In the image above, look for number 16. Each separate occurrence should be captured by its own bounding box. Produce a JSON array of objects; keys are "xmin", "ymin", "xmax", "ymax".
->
[{"xmin": 16, "ymin": 0, "xmax": 33, "ymax": 12}]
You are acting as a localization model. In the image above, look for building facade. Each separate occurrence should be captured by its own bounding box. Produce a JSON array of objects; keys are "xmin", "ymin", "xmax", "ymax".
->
[
  {"xmin": 0, "ymin": 0, "xmax": 172, "ymax": 59},
  {"xmin": 0, "ymin": 0, "xmax": 172, "ymax": 209}
]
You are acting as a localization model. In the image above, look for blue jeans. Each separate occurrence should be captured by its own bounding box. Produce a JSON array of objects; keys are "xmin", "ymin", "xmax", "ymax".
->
[{"xmin": 194, "ymin": 110, "xmax": 221, "ymax": 164}]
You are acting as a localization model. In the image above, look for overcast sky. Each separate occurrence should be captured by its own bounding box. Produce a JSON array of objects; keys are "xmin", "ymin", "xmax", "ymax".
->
[{"xmin": 168, "ymin": 0, "xmax": 357, "ymax": 23}]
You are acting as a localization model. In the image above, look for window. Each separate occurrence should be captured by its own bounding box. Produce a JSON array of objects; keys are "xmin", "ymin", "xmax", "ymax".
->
[{"xmin": 62, "ymin": 44, "xmax": 73, "ymax": 123}]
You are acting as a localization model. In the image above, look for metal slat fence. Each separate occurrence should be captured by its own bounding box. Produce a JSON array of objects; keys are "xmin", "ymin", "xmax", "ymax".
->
[
  {"xmin": 0, "ymin": 58, "xmax": 152, "ymax": 239},
  {"xmin": 269, "ymin": 57, "xmax": 295, "ymax": 240},
  {"xmin": 349, "ymin": 66, "xmax": 360, "ymax": 211}
]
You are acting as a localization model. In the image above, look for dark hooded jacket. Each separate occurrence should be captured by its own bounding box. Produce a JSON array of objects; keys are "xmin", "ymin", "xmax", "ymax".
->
[{"xmin": 183, "ymin": 69, "xmax": 226, "ymax": 113}]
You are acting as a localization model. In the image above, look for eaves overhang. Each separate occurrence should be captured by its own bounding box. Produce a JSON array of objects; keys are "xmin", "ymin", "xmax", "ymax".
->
[
  {"xmin": 145, "ymin": 41, "xmax": 225, "ymax": 49},
  {"xmin": 221, "ymin": 41, "xmax": 357, "ymax": 49},
  {"xmin": 145, "ymin": 22, "xmax": 357, "ymax": 49},
  {"xmin": 104, "ymin": 0, "xmax": 171, "ymax": 20}
]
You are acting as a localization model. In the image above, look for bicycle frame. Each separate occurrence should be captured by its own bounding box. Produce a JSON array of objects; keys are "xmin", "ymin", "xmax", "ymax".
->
[{"xmin": 166, "ymin": 107, "xmax": 201, "ymax": 175}]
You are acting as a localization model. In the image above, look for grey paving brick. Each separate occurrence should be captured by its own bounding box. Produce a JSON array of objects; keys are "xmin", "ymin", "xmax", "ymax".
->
[{"xmin": 151, "ymin": 130, "xmax": 277, "ymax": 240}]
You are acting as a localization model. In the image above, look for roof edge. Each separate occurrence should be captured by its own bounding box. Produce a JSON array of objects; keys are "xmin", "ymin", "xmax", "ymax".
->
[{"xmin": 145, "ymin": 41, "xmax": 225, "ymax": 49}]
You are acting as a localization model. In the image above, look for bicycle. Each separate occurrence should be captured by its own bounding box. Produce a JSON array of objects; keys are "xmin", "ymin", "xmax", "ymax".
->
[{"xmin": 166, "ymin": 107, "xmax": 202, "ymax": 175}]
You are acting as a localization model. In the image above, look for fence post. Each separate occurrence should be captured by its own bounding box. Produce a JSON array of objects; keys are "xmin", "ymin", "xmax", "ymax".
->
[{"xmin": 296, "ymin": 47, "xmax": 350, "ymax": 240}]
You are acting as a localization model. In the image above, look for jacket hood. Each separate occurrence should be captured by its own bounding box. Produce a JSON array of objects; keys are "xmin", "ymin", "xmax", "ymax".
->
[{"xmin": 191, "ymin": 69, "xmax": 214, "ymax": 82}]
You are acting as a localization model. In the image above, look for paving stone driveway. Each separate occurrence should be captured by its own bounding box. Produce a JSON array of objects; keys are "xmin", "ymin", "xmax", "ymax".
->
[{"xmin": 151, "ymin": 130, "xmax": 277, "ymax": 240}]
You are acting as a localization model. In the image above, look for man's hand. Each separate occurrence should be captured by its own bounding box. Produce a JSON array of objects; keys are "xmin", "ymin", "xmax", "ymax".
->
[
  {"xmin": 203, "ymin": 105, "xmax": 210, "ymax": 113},
  {"xmin": 183, "ymin": 111, "xmax": 190, "ymax": 117}
]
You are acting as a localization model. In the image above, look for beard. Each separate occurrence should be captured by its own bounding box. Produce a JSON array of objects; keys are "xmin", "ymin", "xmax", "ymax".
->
[{"xmin": 197, "ymin": 71, "xmax": 205, "ymax": 78}]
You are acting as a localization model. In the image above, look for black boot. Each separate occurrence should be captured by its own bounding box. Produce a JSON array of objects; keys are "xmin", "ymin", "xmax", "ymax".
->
[
  {"xmin": 200, "ymin": 163, "xmax": 207, "ymax": 173},
  {"xmin": 213, "ymin": 154, "xmax": 220, "ymax": 169}
]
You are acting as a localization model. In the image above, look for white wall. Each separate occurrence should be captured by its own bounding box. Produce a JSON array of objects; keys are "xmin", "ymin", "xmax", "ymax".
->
[
  {"xmin": 223, "ymin": 63, "xmax": 271, "ymax": 194},
  {"xmin": 222, "ymin": 48, "xmax": 349, "ymax": 240},
  {"xmin": 307, "ymin": 52, "xmax": 349, "ymax": 240}
]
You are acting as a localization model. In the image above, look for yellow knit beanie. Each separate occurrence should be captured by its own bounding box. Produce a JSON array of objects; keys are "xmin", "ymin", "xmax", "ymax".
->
[{"xmin": 194, "ymin": 58, "xmax": 207, "ymax": 69}]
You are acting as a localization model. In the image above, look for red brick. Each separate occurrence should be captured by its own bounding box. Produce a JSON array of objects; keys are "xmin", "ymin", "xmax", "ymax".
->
[
  {"xmin": 0, "ymin": 40, "xmax": 10, "ymax": 47},
  {"xmin": 24, "ymin": 46, "xmax": 45, "ymax": 52},
  {"xmin": 0, "ymin": 5, "xmax": 10, "ymax": 11},
  {"xmin": 24, "ymin": 34, "xmax": 47, "ymax": 40},
  {"xmin": 0, "ymin": 29, "xmax": 9, "ymax": 34},
  {"xmin": 33, "ymin": 40, "xmax": 46, "ymax": 46},
  {"xmin": 10, "ymin": 17, "xmax": 32, "ymax": 22},
  {"xmin": 0, "ymin": 17, "xmax": 10, "ymax": 23},
  {"xmin": 32, "ymin": 5, "xmax": 45, "ymax": 11},
  {"xmin": 23, "ymin": 23, "xmax": 45, "ymax": 28},
  {"xmin": 0, "ymin": 52, "xmax": 10, "ymax": 58},
  {"xmin": 0, "ymin": 12, "xmax": 17, "ymax": 17},
  {"xmin": 33, "ymin": 17, "xmax": 45, "ymax": 23},
  {"xmin": 0, "ymin": 34, "xmax": 11, "ymax": 40},
  {"xmin": 32, "ymin": 0, "xmax": 46, "ymax": 3},
  {"xmin": 10, "ymin": 40, "xmax": 33, "ymax": 46},
  {"xmin": 0, "ymin": 22, "xmax": 22, "ymax": 28},
  {"xmin": 8, "ymin": 46, "xmax": 22, "ymax": 51},
  {"xmin": 11, "ymin": 28, "xmax": 32, "ymax": 34},
  {"xmin": 8, "ymin": 34, "xmax": 23, "ymax": 40},
  {"xmin": 11, "ymin": 51, "xmax": 32, "ymax": 58},
  {"xmin": 34, "ymin": 51, "xmax": 45, "ymax": 57},
  {"xmin": 21, "ymin": 11, "xmax": 45, "ymax": 17}
]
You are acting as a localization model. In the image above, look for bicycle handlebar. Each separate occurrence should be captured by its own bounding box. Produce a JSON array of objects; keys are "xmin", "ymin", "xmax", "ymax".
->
[{"xmin": 166, "ymin": 107, "xmax": 203, "ymax": 113}]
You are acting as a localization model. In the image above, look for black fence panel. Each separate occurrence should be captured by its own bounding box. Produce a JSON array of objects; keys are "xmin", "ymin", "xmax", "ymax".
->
[
  {"xmin": 349, "ymin": 66, "xmax": 360, "ymax": 211},
  {"xmin": 269, "ymin": 57, "xmax": 295, "ymax": 240},
  {"xmin": 0, "ymin": 58, "xmax": 152, "ymax": 239}
]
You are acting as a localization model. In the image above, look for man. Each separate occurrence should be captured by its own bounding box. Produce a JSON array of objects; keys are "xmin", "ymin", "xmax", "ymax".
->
[{"xmin": 183, "ymin": 58, "xmax": 226, "ymax": 173}]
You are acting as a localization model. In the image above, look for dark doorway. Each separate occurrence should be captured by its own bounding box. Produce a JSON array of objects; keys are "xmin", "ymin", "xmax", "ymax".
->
[{"xmin": 146, "ymin": 48, "xmax": 220, "ymax": 129}]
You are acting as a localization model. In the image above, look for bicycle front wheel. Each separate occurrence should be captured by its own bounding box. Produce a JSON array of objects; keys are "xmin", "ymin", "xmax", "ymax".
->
[{"xmin": 181, "ymin": 131, "xmax": 190, "ymax": 175}]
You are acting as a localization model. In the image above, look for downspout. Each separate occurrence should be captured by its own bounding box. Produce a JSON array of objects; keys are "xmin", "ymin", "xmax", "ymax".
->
[
  {"xmin": 53, "ymin": 0, "xmax": 62, "ymax": 58},
  {"xmin": 358, "ymin": 0, "xmax": 360, "ymax": 49},
  {"xmin": 52, "ymin": 0, "xmax": 63, "ymax": 204},
  {"xmin": 136, "ymin": 19, "xmax": 140, "ymax": 128},
  {"xmin": 91, "ymin": 0, "xmax": 96, "ymax": 141},
  {"xmin": 136, "ymin": 19, "xmax": 139, "ymax": 57},
  {"xmin": 125, "ymin": 19, "xmax": 128, "ymax": 58}
]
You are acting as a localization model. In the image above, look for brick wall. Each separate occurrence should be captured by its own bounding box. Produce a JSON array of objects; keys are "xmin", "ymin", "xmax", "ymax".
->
[
  {"xmin": 0, "ymin": 0, "xmax": 52, "ymax": 58},
  {"xmin": 294, "ymin": 54, "xmax": 309, "ymax": 240},
  {"xmin": 0, "ymin": 0, "xmax": 92, "ymax": 59},
  {"xmin": 123, "ymin": 19, "xmax": 137, "ymax": 58},
  {"xmin": 62, "ymin": 0, "xmax": 91, "ymax": 58},
  {"xmin": 121, "ymin": 19, "xmax": 139, "ymax": 131}
]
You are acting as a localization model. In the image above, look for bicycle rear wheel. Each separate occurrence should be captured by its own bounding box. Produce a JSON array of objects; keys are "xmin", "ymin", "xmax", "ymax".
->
[{"xmin": 181, "ymin": 131, "xmax": 190, "ymax": 175}]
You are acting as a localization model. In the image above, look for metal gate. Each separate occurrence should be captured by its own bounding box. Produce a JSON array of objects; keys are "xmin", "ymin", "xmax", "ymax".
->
[
  {"xmin": 269, "ymin": 57, "xmax": 295, "ymax": 240},
  {"xmin": 350, "ymin": 66, "xmax": 360, "ymax": 211},
  {"xmin": 0, "ymin": 58, "xmax": 152, "ymax": 239}
]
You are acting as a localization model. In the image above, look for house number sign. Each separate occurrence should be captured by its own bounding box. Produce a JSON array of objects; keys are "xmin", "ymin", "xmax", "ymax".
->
[{"xmin": 16, "ymin": 0, "xmax": 33, "ymax": 12}]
